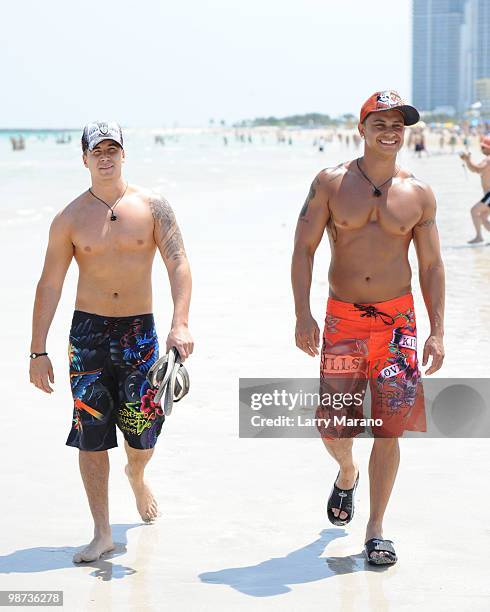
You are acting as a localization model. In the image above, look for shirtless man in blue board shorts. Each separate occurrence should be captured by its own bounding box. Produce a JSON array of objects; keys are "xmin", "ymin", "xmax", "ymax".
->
[{"xmin": 29, "ymin": 121, "xmax": 194, "ymax": 563}]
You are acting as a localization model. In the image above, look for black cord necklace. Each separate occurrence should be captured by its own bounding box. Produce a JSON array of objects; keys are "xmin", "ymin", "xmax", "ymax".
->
[
  {"xmin": 89, "ymin": 182, "xmax": 128, "ymax": 221},
  {"xmin": 356, "ymin": 158, "xmax": 399, "ymax": 197}
]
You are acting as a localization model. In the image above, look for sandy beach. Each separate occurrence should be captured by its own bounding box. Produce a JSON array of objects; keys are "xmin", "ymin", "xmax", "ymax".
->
[{"xmin": 0, "ymin": 130, "xmax": 489, "ymax": 610}]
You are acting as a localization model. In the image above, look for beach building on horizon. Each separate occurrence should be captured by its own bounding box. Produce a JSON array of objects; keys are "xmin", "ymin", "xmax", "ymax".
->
[
  {"xmin": 473, "ymin": 0, "xmax": 490, "ymax": 116},
  {"xmin": 412, "ymin": 0, "xmax": 490, "ymax": 115},
  {"xmin": 476, "ymin": 78, "xmax": 490, "ymax": 117}
]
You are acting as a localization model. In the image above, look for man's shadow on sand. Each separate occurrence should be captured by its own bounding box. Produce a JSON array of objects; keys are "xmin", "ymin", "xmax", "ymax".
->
[
  {"xmin": 0, "ymin": 523, "xmax": 144, "ymax": 581},
  {"xmin": 199, "ymin": 528, "xmax": 390, "ymax": 597}
]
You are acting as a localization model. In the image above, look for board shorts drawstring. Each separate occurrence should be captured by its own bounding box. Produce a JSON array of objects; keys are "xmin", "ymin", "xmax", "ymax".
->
[{"xmin": 352, "ymin": 303, "xmax": 396, "ymax": 325}]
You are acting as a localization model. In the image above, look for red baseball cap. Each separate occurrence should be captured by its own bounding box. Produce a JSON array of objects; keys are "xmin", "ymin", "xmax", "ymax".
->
[
  {"xmin": 481, "ymin": 135, "xmax": 490, "ymax": 149},
  {"xmin": 360, "ymin": 90, "xmax": 420, "ymax": 126}
]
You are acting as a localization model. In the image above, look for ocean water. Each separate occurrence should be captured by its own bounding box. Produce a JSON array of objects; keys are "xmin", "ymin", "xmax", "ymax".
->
[{"xmin": 0, "ymin": 128, "xmax": 487, "ymax": 378}]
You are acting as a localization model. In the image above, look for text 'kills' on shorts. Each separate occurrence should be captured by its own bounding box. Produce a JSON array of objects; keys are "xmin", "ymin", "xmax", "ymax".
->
[
  {"xmin": 318, "ymin": 292, "xmax": 426, "ymax": 438},
  {"xmin": 66, "ymin": 310, "xmax": 163, "ymax": 451}
]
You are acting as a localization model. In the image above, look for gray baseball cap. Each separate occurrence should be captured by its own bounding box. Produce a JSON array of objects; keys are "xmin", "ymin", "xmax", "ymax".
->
[{"xmin": 81, "ymin": 120, "xmax": 124, "ymax": 152}]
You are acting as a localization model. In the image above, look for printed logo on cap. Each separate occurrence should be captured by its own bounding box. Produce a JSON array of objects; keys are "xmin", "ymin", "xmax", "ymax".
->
[
  {"xmin": 82, "ymin": 120, "xmax": 123, "ymax": 151},
  {"xmin": 376, "ymin": 91, "xmax": 403, "ymax": 109}
]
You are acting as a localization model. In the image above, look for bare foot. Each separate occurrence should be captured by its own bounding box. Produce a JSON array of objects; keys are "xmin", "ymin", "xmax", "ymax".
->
[
  {"xmin": 73, "ymin": 533, "xmax": 114, "ymax": 563},
  {"xmin": 468, "ymin": 236, "xmax": 484, "ymax": 244},
  {"xmin": 331, "ymin": 465, "xmax": 358, "ymax": 520},
  {"xmin": 125, "ymin": 465, "xmax": 159, "ymax": 522}
]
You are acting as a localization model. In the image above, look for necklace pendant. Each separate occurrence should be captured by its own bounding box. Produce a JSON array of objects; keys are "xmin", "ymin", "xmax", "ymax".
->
[
  {"xmin": 110, "ymin": 214, "xmax": 117, "ymax": 221},
  {"xmin": 373, "ymin": 188, "xmax": 382, "ymax": 197}
]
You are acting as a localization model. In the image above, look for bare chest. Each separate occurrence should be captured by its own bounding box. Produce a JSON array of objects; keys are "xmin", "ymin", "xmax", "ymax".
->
[
  {"xmin": 71, "ymin": 204, "xmax": 155, "ymax": 258},
  {"xmin": 329, "ymin": 183, "xmax": 422, "ymax": 235}
]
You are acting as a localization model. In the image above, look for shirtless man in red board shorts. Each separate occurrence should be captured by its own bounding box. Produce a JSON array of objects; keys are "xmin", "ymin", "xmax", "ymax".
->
[{"xmin": 291, "ymin": 91, "xmax": 445, "ymax": 565}]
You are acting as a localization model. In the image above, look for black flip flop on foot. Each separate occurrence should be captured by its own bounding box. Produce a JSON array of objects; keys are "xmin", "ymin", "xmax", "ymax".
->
[
  {"xmin": 364, "ymin": 538, "xmax": 398, "ymax": 566},
  {"xmin": 327, "ymin": 470, "xmax": 359, "ymax": 526}
]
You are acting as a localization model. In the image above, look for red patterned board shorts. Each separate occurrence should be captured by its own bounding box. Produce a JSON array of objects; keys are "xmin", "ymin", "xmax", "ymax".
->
[{"xmin": 317, "ymin": 293, "xmax": 426, "ymax": 438}]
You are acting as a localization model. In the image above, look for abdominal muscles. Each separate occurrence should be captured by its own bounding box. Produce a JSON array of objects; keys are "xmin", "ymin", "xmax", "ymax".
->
[
  {"xmin": 328, "ymin": 228, "xmax": 412, "ymax": 303},
  {"xmin": 74, "ymin": 250, "xmax": 155, "ymax": 316}
]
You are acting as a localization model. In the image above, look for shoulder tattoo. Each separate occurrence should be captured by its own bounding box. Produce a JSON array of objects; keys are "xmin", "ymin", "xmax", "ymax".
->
[
  {"xmin": 149, "ymin": 195, "xmax": 186, "ymax": 261},
  {"xmin": 299, "ymin": 177, "xmax": 320, "ymax": 220}
]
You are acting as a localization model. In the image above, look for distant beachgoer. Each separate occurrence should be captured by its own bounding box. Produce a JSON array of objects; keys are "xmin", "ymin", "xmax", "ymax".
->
[
  {"xmin": 406, "ymin": 129, "xmax": 414, "ymax": 149},
  {"xmin": 352, "ymin": 133, "xmax": 361, "ymax": 150},
  {"xmin": 10, "ymin": 136, "xmax": 25, "ymax": 151},
  {"xmin": 318, "ymin": 136, "xmax": 325, "ymax": 153},
  {"xmin": 439, "ymin": 132, "xmax": 445, "ymax": 151},
  {"xmin": 449, "ymin": 133, "xmax": 457, "ymax": 154},
  {"xmin": 413, "ymin": 131, "xmax": 426, "ymax": 157},
  {"xmin": 292, "ymin": 90, "xmax": 444, "ymax": 566},
  {"xmin": 345, "ymin": 134, "xmax": 350, "ymax": 147},
  {"xmin": 460, "ymin": 135, "xmax": 490, "ymax": 243},
  {"xmin": 223, "ymin": 136, "xmax": 228, "ymax": 146}
]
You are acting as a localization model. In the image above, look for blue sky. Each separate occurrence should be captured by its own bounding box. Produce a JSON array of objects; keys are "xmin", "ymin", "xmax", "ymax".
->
[{"xmin": 1, "ymin": 0, "xmax": 411, "ymax": 127}]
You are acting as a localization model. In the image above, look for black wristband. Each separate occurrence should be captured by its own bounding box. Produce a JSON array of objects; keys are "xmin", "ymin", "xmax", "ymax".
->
[{"xmin": 30, "ymin": 352, "xmax": 48, "ymax": 359}]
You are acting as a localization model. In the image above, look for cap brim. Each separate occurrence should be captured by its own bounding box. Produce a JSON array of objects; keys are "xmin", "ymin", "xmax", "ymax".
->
[
  {"xmin": 362, "ymin": 105, "xmax": 420, "ymax": 126},
  {"xmin": 88, "ymin": 136, "xmax": 123, "ymax": 151},
  {"xmin": 397, "ymin": 105, "xmax": 420, "ymax": 126}
]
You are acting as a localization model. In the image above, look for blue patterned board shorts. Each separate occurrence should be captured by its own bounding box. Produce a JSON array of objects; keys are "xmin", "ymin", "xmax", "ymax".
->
[{"xmin": 66, "ymin": 310, "xmax": 164, "ymax": 451}]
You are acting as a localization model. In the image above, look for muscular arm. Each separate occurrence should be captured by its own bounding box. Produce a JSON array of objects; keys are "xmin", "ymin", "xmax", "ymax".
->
[
  {"xmin": 150, "ymin": 194, "xmax": 192, "ymax": 353},
  {"xmin": 291, "ymin": 171, "xmax": 330, "ymax": 355},
  {"xmin": 292, "ymin": 172, "xmax": 330, "ymax": 316},
  {"xmin": 30, "ymin": 212, "xmax": 74, "ymax": 393},
  {"xmin": 412, "ymin": 185, "xmax": 445, "ymax": 373},
  {"xmin": 31, "ymin": 212, "xmax": 74, "ymax": 353},
  {"xmin": 463, "ymin": 155, "xmax": 488, "ymax": 174}
]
